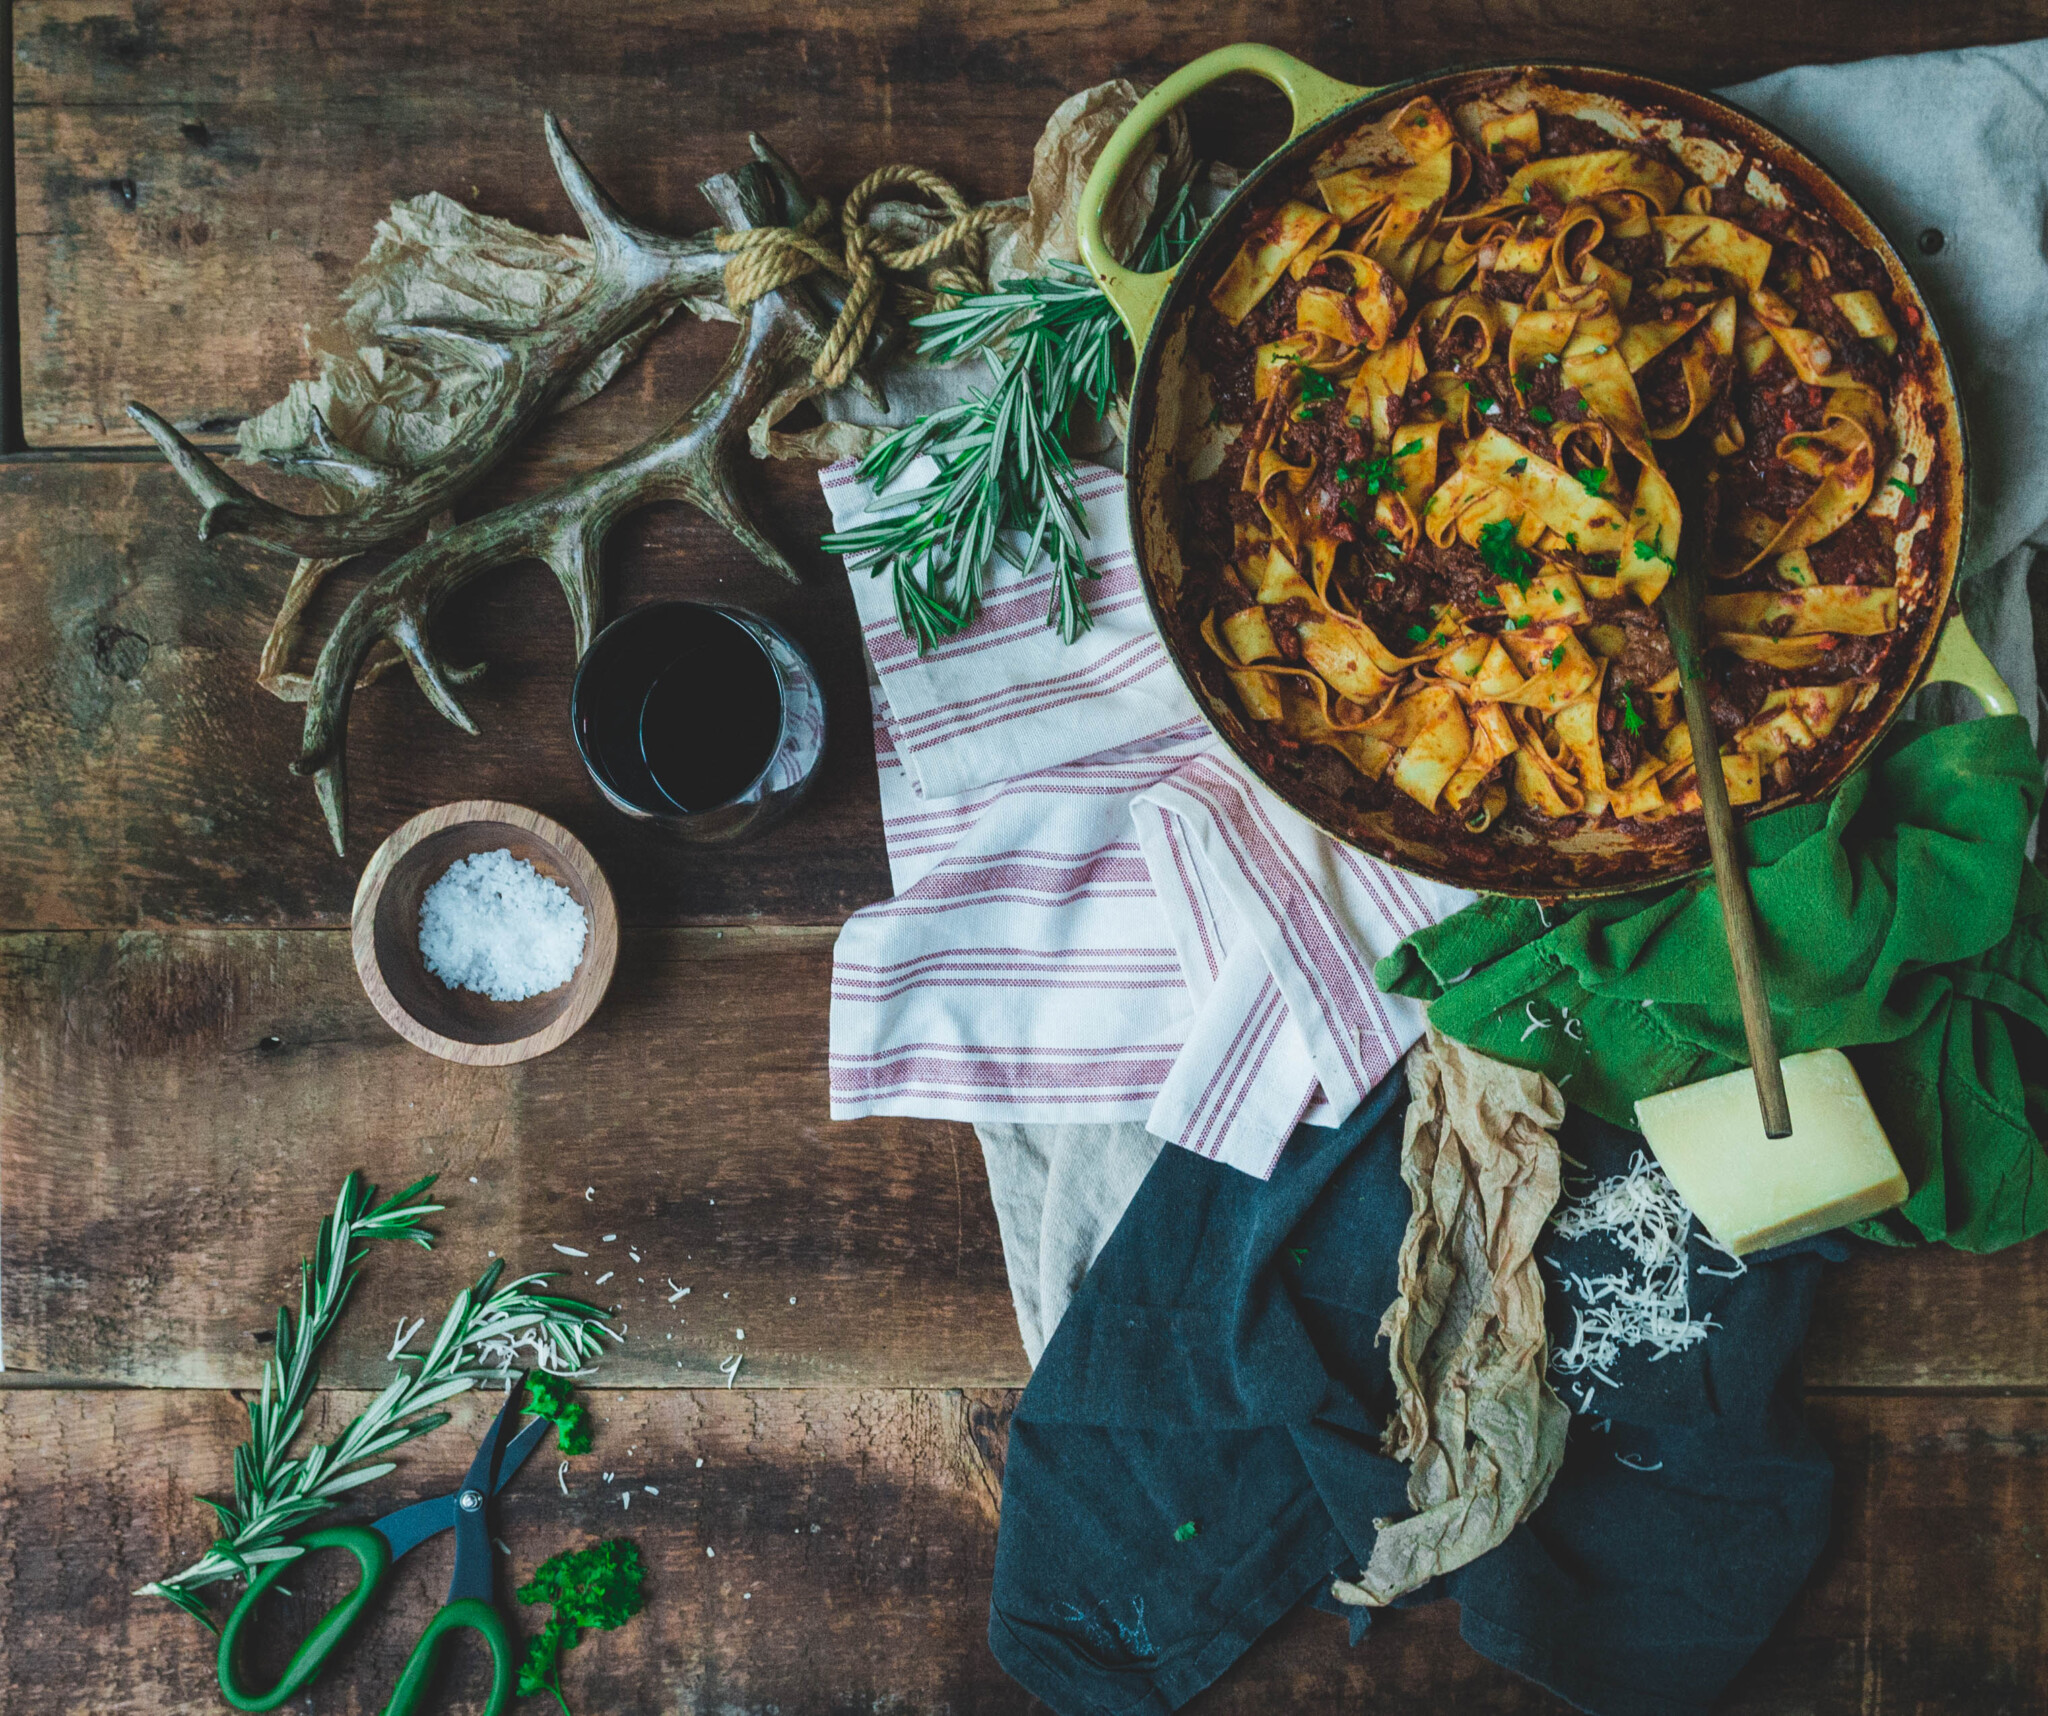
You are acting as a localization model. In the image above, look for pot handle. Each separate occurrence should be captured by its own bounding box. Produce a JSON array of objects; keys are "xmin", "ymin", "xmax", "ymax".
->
[
  {"xmin": 1078, "ymin": 44, "xmax": 1375, "ymax": 351},
  {"xmin": 1921, "ymin": 613, "xmax": 2016, "ymax": 714}
]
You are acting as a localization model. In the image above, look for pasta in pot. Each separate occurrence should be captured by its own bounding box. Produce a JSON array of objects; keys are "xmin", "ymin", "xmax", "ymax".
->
[{"xmin": 1186, "ymin": 81, "xmax": 1928, "ymax": 837}]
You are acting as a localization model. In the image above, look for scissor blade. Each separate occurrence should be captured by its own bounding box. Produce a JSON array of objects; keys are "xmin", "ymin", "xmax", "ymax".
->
[
  {"xmin": 371, "ymin": 1492, "xmax": 458, "ymax": 1566},
  {"xmin": 446, "ymin": 1385, "xmax": 552, "ymax": 1607},
  {"xmin": 492, "ymin": 1413, "xmax": 552, "ymax": 1496},
  {"xmin": 459, "ymin": 1380, "xmax": 528, "ymax": 1499},
  {"xmin": 367, "ymin": 1386, "xmax": 548, "ymax": 1570}
]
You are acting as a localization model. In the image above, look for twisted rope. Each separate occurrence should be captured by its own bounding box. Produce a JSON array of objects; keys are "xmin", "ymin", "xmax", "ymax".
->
[{"xmin": 717, "ymin": 164, "xmax": 1022, "ymax": 389}]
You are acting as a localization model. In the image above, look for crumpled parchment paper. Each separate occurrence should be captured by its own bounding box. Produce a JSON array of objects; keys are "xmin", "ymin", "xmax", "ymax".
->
[
  {"xmin": 237, "ymin": 193, "xmax": 729, "ymax": 477},
  {"xmin": 237, "ymin": 81, "xmax": 1220, "ymax": 481},
  {"xmin": 1331, "ymin": 1028, "xmax": 1570, "ymax": 1609}
]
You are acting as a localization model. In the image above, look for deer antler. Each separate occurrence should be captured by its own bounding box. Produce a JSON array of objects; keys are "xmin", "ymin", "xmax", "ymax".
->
[
  {"xmin": 295, "ymin": 147, "xmax": 875, "ymax": 854},
  {"xmin": 125, "ymin": 114, "xmax": 731, "ymax": 557}
]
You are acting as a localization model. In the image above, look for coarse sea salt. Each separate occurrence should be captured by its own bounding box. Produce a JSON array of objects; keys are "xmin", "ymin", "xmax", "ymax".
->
[{"xmin": 419, "ymin": 849, "xmax": 588, "ymax": 1001}]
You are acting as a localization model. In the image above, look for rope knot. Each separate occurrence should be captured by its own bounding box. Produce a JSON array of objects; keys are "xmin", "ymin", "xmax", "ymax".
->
[{"xmin": 716, "ymin": 165, "xmax": 1021, "ymax": 390}]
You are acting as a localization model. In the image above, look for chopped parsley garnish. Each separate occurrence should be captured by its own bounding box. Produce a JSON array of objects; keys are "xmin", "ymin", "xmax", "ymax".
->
[
  {"xmin": 1293, "ymin": 364, "xmax": 1336, "ymax": 400},
  {"xmin": 1632, "ymin": 535, "xmax": 1670, "ymax": 564},
  {"xmin": 1576, "ymin": 466, "xmax": 1609, "ymax": 497},
  {"xmin": 1506, "ymin": 614, "xmax": 1532, "ymax": 629},
  {"xmin": 1337, "ymin": 453, "xmax": 1399, "ymax": 495},
  {"xmin": 1394, "ymin": 440, "xmax": 1423, "ymax": 458},
  {"xmin": 1375, "ymin": 527, "xmax": 1406, "ymax": 559},
  {"xmin": 1540, "ymin": 351, "xmax": 1560, "ymax": 366},
  {"xmin": 525, "ymin": 1372, "xmax": 593, "ymax": 1457},
  {"xmin": 1373, "ymin": 567, "xmax": 1398, "ymax": 580},
  {"xmin": 1339, "ymin": 499, "xmax": 1361, "ymax": 521},
  {"xmin": 1477, "ymin": 589, "xmax": 1502, "ymax": 606},
  {"xmin": 1348, "ymin": 412, "xmax": 1365, "ymax": 426},
  {"xmin": 1618, "ymin": 686, "xmax": 1646, "ymax": 734},
  {"xmin": 1406, "ymin": 624, "xmax": 1431, "ymax": 643},
  {"xmin": 1529, "ymin": 406, "xmax": 1556, "ymax": 425},
  {"xmin": 1551, "ymin": 586, "xmax": 1564, "ymax": 601},
  {"xmin": 1478, "ymin": 517, "xmax": 1536, "ymax": 592},
  {"xmin": 1175, "ymin": 1521, "xmax": 1201, "ymax": 1543},
  {"xmin": 1293, "ymin": 366, "xmax": 1336, "ymax": 418},
  {"xmin": 1547, "ymin": 642, "xmax": 1567, "ymax": 669},
  {"xmin": 1888, "ymin": 477, "xmax": 1920, "ymax": 502},
  {"xmin": 1506, "ymin": 457, "xmax": 1530, "ymax": 476}
]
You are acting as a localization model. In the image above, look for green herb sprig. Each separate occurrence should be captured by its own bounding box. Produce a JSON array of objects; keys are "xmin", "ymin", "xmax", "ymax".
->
[
  {"xmin": 518, "ymin": 1539, "xmax": 649, "ymax": 1716},
  {"xmin": 138, "ymin": 1173, "xmax": 616, "ymax": 1628},
  {"xmin": 821, "ymin": 188, "xmax": 1200, "ymax": 650}
]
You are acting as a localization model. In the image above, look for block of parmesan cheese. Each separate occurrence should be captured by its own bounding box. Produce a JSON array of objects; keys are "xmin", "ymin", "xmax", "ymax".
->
[{"xmin": 1635, "ymin": 1049, "xmax": 1907, "ymax": 1257}]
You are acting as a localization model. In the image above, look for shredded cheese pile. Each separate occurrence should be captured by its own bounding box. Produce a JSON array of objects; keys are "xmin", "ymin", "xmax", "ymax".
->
[{"xmin": 1546, "ymin": 1150, "xmax": 1743, "ymax": 1406}]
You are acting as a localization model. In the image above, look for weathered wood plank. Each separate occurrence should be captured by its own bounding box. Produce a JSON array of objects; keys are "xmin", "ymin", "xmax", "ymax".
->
[
  {"xmin": 0, "ymin": 927, "xmax": 1027, "ymax": 1386},
  {"xmin": 19, "ymin": 0, "xmax": 2048, "ymax": 446},
  {"xmin": 6, "ymin": 924, "xmax": 2048, "ymax": 1390},
  {"xmin": 1, "ymin": 1385, "xmax": 2044, "ymax": 1714},
  {"xmin": 0, "ymin": 460, "xmax": 892, "ymax": 929}
]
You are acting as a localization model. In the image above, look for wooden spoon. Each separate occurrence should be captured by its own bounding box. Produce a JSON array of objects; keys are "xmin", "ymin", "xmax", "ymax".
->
[{"xmin": 1659, "ymin": 458, "xmax": 1793, "ymax": 1139}]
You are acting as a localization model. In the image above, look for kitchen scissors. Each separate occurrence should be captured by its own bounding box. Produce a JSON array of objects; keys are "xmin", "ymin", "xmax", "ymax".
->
[{"xmin": 215, "ymin": 1378, "xmax": 549, "ymax": 1714}]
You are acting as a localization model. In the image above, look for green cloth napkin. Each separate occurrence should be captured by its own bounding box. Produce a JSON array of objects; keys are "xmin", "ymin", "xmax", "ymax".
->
[{"xmin": 1376, "ymin": 716, "xmax": 2048, "ymax": 1252}]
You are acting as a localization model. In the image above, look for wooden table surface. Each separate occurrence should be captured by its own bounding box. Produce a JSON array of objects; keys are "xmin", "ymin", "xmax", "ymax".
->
[{"xmin": 7, "ymin": 4, "xmax": 2048, "ymax": 1712}]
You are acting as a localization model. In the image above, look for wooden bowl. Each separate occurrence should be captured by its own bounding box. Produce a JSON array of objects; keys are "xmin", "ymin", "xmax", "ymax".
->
[{"xmin": 351, "ymin": 800, "xmax": 619, "ymax": 1065}]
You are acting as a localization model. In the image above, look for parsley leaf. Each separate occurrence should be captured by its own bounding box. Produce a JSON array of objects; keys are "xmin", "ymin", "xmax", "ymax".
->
[
  {"xmin": 1507, "ymin": 457, "xmax": 1530, "ymax": 476},
  {"xmin": 1477, "ymin": 517, "xmax": 1536, "ymax": 592},
  {"xmin": 1529, "ymin": 406, "xmax": 1556, "ymax": 425},
  {"xmin": 1888, "ymin": 477, "xmax": 1920, "ymax": 502},
  {"xmin": 1294, "ymin": 366, "xmax": 1336, "ymax": 402},
  {"xmin": 1618, "ymin": 686, "xmax": 1646, "ymax": 734},
  {"xmin": 518, "ymin": 1540, "xmax": 647, "ymax": 1716},
  {"xmin": 525, "ymin": 1372, "xmax": 593, "ymax": 1458},
  {"xmin": 1339, "ymin": 500, "xmax": 1361, "ymax": 521},
  {"xmin": 1175, "ymin": 1521, "xmax": 1201, "ymax": 1543},
  {"xmin": 1547, "ymin": 642, "xmax": 1567, "ymax": 669},
  {"xmin": 1394, "ymin": 440, "xmax": 1423, "ymax": 458},
  {"xmin": 1632, "ymin": 537, "xmax": 1667, "ymax": 563},
  {"xmin": 1506, "ymin": 614, "xmax": 1532, "ymax": 630},
  {"xmin": 1406, "ymin": 624, "xmax": 1431, "ymax": 644},
  {"xmin": 1337, "ymin": 454, "xmax": 1399, "ymax": 495},
  {"xmin": 1576, "ymin": 466, "xmax": 1609, "ymax": 497},
  {"xmin": 1477, "ymin": 589, "xmax": 1502, "ymax": 606}
]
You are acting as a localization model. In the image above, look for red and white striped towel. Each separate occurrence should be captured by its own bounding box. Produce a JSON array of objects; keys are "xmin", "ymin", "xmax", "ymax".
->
[{"xmin": 825, "ymin": 457, "xmax": 1473, "ymax": 1177}]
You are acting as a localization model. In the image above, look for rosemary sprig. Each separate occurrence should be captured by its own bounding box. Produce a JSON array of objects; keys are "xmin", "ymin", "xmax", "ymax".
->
[
  {"xmin": 139, "ymin": 1172, "xmax": 615, "ymax": 1629},
  {"xmin": 822, "ymin": 185, "xmax": 1200, "ymax": 650}
]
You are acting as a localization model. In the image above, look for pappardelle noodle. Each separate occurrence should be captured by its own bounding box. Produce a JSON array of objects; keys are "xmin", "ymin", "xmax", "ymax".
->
[{"xmin": 1190, "ymin": 81, "xmax": 1929, "ymax": 836}]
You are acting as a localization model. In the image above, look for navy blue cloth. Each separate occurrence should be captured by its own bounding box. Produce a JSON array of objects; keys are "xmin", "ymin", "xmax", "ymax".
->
[{"xmin": 988, "ymin": 1078, "xmax": 1840, "ymax": 1716}]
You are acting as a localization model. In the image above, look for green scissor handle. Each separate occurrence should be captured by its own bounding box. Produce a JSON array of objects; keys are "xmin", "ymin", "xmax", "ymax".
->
[
  {"xmin": 215, "ymin": 1526, "xmax": 516, "ymax": 1716},
  {"xmin": 381, "ymin": 1596, "xmax": 516, "ymax": 1716},
  {"xmin": 217, "ymin": 1525, "xmax": 391, "ymax": 1711}
]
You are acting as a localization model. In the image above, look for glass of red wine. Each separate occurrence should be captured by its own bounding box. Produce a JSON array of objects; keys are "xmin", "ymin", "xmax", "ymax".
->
[{"xmin": 571, "ymin": 601, "xmax": 826, "ymax": 842}]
